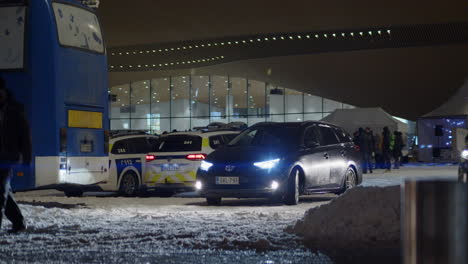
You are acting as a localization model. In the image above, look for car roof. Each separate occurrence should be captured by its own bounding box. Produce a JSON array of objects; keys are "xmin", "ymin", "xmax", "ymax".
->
[
  {"xmin": 250, "ymin": 121, "xmax": 341, "ymax": 129},
  {"xmin": 159, "ymin": 130, "xmax": 239, "ymax": 138},
  {"xmin": 110, "ymin": 134, "xmax": 157, "ymax": 143}
]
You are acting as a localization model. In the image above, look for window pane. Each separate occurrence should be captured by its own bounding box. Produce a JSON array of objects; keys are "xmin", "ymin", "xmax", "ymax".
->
[
  {"xmin": 0, "ymin": 6, "xmax": 25, "ymax": 69},
  {"xmin": 323, "ymin": 98, "xmax": 342, "ymax": 112},
  {"xmin": 110, "ymin": 119, "xmax": 130, "ymax": 130},
  {"xmin": 285, "ymin": 88, "xmax": 303, "ymax": 113},
  {"xmin": 231, "ymin": 77, "xmax": 247, "ymax": 117},
  {"xmin": 151, "ymin": 78, "xmax": 170, "ymax": 118},
  {"xmin": 248, "ymin": 117, "xmax": 265, "ymax": 126},
  {"xmin": 131, "ymin": 80, "xmax": 150, "ymax": 120},
  {"xmin": 248, "ymin": 80, "xmax": 266, "ymax": 117},
  {"xmin": 171, "ymin": 117, "xmax": 190, "ymax": 132},
  {"xmin": 191, "ymin": 76, "xmax": 210, "ymax": 117},
  {"xmin": 52, "ymin": 3, "xmax": 104, "ymax": 53},
  {"xmin": 160, "ymin": 118, "xmax": 171, "ymax": 134},
  {"xmin": 211, "ymin": 76, "xmax": 228, "ymax": 118},
  {"xmin": 110, "ymin": 84, "xmax": 130, "ymax": 119},
  {"xmin": 304, "ymin": 94, "xmax": 322, "ymax": 113},
  {"xmin": 304, "ymin": 113, "xmax": 323, "ymax": 121},
  {"xmin": 286, "ymin": 114, "xmax": 303, "ymax": 122},
  {"xmin": 192, "ymin": 117, "xmax": 210, "ymax": 129},
  {"xmin": 318, "ymin": 126, "xmax": 340, "ymax": 145},
  {"xmin": 171, "ymin": 76, "xmax": 190, "ymax": 117},
  {"xmin": 131, "ymin": 118, "xmax": 150, "ymax": 131},
  {"xmin": 267, "ymin": 85, "xmax": 284, "ymax": 122}
]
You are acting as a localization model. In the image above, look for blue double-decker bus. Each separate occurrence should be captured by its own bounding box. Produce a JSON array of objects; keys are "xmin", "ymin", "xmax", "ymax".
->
[{"xmin": 0, "ymin": 0, "xmax": 109, "ymax": 192}]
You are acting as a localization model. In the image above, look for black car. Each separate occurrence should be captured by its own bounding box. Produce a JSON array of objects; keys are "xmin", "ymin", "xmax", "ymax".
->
[
  {"xmin": 459, "ymin": 150, "xmax": 468, "ymax": 182},
  {"xmin": 196, "ymin": 121, "xmax": 362, "ymax": 205}
]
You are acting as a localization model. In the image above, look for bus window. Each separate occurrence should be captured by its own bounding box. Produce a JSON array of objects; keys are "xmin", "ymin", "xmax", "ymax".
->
[
  {"xmin": 52, "ymin": 3, "xmax": 104, "ymax": 53},
  {"xmin": 0, "ymin": 5, "xmax": 26, "ymax": 70}
]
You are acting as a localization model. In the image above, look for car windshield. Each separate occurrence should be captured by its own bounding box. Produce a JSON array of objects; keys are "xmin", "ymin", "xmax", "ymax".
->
[{"xmin": 228, "ymin": 126, "xmax": 299, "ymax": 147}]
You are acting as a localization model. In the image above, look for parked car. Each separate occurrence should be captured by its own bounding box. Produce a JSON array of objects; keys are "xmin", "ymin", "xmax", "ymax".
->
[
  {"xmin": 145, "ymin": 130, "xmax": 240, "ymax": 193},
  {"xmin": 196, "ymin": 121, "xmax": 362, "ymax": 205},
  {"xmin": 459, "ymin": 150, "xmax": 468, "ymax": 182}
]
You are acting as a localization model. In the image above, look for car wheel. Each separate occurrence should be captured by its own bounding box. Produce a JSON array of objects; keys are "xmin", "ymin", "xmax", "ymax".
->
[
  {"xmin": 344, "ymin": 167, "xmax": 357, "ymax": 191},
  {"xmin": 206, "ymin": 197, "xmax": 222, "ymax": 205},
  {"xmin": 64, "ymin": 190, "xmax": 83, "ymax": 197},
  {"xmin": 284, "ymin": 169, "xmax": 299, "ymax": 205},
  {"xmin": 119, "ymin": 172, "xmax": 139, "ymax": 197}
]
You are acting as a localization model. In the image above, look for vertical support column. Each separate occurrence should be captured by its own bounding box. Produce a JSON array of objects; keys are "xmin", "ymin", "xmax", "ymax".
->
[
  {"xmin": 227, "ymin": 75, "xmax": 231, "ymax": 123},
  {"xmin": 321, "ymin": 97, "xmax": 325, "ymax": 119},
  {"xmin": 129, "ymin": 81, "xmax": 132, "ymax": 130},
  {"xmin": 169, "ymin": 76, "xmax": 172, "ymax": 131},
  {"xmin": 246, "ymin": 78, "xmax": 250, "ymax": 125},
  {"xmin": 149, "ymin": 79, "xmax": 153, "ymax": 133},
  {"xmin": 283, "ymin": 87, "xmax": 286, "ymax": 122},
  {"xmin": 189, "ymin": 75, "xmax": 192, "ymax": 130},
  {"xmin": 302, "ymin": 91, "xmax": 305, "ymax": 121},
  {"xmin": 264, "ymin": 82, "xmax": 268, "ymax": 122},
  {"xmin": 208, "ymin": 75, "xmax": 212, "ymax": 123}
]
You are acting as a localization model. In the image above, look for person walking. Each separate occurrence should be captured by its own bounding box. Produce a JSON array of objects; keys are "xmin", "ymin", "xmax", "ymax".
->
[
  {"xmin": 0, "ymin": 77, "xmax": 31, "ymax": 233},
  {"xmin": 365, "ymin": 127, "xmax": 376, "ymax": 170},
  {"xmin": 357, "ymin": 127, "xmax": 373, "ymax": 174},
  {"xmin": 393, "ymin": 131, "xmax": 404, "ymax": 169},
  {"xmin": 382, "ymin": 126, "xmax": 392, "ymax": 172}
]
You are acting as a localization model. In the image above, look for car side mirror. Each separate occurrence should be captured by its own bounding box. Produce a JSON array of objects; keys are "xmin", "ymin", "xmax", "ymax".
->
[{"xmin": 305, "ymin": 140, "xmax": 319, "ymax": 149}]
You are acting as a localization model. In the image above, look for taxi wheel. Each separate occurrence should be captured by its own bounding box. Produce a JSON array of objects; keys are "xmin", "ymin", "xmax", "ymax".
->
[
  {"xmin": 284, "ymin": 169, "xmax": 299, "ymax": 205},
  {"xmin": 206, "ymin": 197, "xmax": 222, "ymax": 206},
  {"xmin": 344, "ymin": 167, "xmax": 357, "ymax": 191},
  {"xmin": 119, "ymin": 172, "xmax": 139, "ymax": 197}
]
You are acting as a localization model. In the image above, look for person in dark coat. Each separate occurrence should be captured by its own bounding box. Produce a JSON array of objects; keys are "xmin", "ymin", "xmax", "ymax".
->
[
  {"xmin": 0, "ymin": 77, "xmax": 32, "ymax": 233},
  {"xmin": 357, "ymin": 127, "xmax": 373, "ymax": 174},
  {"xmin": 365, "ymin": 127, "xmax": 376, "ymax": 169},
  {"xmin": 393, "ymin": 131, "xmax": 404, "ymax": 169},
  {"xmin": 382, "ymin": 126, "xmax": 392, "ymax": 172}
]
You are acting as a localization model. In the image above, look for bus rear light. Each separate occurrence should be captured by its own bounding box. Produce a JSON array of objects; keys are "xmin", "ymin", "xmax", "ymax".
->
[
  {"xmin": 16, "ymin": 172, "xmax": 24, "ymax": 177},
  {"xmin": 146, "ymin": 155, "xmax": 156, "ymax": 162},
  {"xmin": 185, "ymin": 153, "xmax": 207, "ymax": 161}
]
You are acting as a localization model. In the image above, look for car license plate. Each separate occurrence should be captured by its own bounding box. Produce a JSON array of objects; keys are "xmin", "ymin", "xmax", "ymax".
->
[
  {"xmin": 216, "ymin": 177, "xmax": 239, "ymax": 185},
  {"xmin": 161, "ymin": 164, "xmax": 180, "ymax": 172}
]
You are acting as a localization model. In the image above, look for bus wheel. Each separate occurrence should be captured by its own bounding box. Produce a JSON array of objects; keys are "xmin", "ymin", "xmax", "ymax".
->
[
  {"xmin": 64, "ymin": 190, "xmax": 83, "ymax": 197},
  {"xmin": 119, "ymin": 172, "xmax": 139, "ymax": 197}
]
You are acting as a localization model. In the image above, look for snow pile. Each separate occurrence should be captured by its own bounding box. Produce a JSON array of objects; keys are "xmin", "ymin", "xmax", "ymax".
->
[{"xmin": 287, "ymin": 186, "xmax": 401, "ymax": 249}]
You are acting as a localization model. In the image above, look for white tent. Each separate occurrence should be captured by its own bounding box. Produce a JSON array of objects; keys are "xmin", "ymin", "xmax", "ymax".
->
[
  {"xmin": 320, "ymin": 107, "xmax": 409, "ymax": 135},
  {"xmin": 423, "ymin": 79, "xmax": 468, "ymax": 118}
]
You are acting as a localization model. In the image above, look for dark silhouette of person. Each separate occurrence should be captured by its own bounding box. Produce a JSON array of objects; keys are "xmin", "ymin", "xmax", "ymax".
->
[
  {"xmin": 382, "ymin": 126, "xmax": 392, "ymax": 172},
  {"xmin": 357, "ymin": 127, "xmax": 373, "ymax": 173},
  {"xmin": 0, "ymin": 77, "xmax": 32, "ymax": 233},
  {"xmin": 393, "ymin": 131, "xmax": 404, "ymax": 169},
  {"xmin": 365, "ymin": 127, "xmax": 376, "ymax": 169}
]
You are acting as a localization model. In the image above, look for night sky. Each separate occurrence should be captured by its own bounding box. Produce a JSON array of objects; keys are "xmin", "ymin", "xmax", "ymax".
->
[{"xmin": 99, "ymin": 0, "xmax": 468, "ymax": 120}]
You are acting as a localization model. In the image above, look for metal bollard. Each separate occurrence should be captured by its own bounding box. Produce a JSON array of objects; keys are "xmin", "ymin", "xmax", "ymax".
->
[{"xmin": 403, "ymin": 180, "xmax": 468, "ymax": 264}]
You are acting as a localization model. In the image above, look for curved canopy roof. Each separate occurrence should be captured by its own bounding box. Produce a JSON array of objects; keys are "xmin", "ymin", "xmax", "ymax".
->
[{"xmin": 98, "ymin": 0, "xmax": 468, "ymax": 120}]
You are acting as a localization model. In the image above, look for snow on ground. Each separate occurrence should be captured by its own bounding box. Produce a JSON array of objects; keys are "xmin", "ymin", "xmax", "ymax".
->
[
  {"xmin": 287, "ymin": 186, "xmax": 401, "ymax": 249},
  {"xmin": 0, "ymin": 164, "xmax": 459, "ymax": 263}
]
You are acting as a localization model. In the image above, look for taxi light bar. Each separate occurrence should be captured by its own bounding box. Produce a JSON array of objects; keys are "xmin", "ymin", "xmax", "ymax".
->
[
  {"xmin": 146, "ymin": 155, "xmax": 156, "ymax": 162},
  {"xmin": 186, "ymin": 153, "xmax": 207, "ymax": 161}
]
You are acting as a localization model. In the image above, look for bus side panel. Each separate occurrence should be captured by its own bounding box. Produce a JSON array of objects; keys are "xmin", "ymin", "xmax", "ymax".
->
[{"xmin": 8, "ymin": 0, "xmax": 57, "ymax": 191}]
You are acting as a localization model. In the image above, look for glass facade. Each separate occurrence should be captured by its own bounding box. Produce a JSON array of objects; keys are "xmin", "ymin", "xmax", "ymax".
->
[{"xmin": 109, "ymin": 75, "xmax": 354, "ymax": 134}]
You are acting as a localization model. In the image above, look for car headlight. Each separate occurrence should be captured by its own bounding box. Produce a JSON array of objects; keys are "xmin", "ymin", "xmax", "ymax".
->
[
  {"xmin": 195, "ymin": 181, "xmax": 203, "ymax": 190},
  {"xmin": 254, "ymin": 158, "xmax": 280, "ymax": 169},
  {"xmin": 200, "ymin": 160, "xmax": 213, "ymax": 171},
  {"xmin": 462, "ymin": 150, "xmax": 468, "ymax": 160}
]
